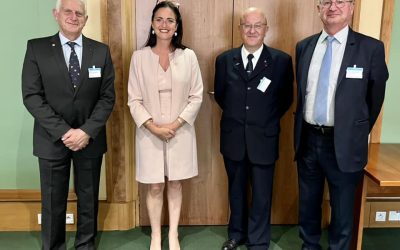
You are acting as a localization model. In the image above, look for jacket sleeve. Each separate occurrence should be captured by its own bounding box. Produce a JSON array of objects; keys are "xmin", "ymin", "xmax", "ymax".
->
[
  {"xmin": 127, "ymin": 51, "xmax": 153, "ymax": 127},
  {"xmin": 178, "ymin": 50, "xmax": 204, "ymax": 126},
  {"xmin": 22, "ymin": 40, "xmax": 71, "ymax": 142},
  {"xmin": 80, "ymin": 46, "xmax": 116, "ymax": 138},
  {"xmin": 367, "ymin": 41, "xmax": 388, "ymax": 131},
  {"xmin": 278, "ymin": 55, "xmax": 294, "ymax": 118},
  {"xmin": 214, "ymin": 54, "xmax": 226, "ymax": 108}
]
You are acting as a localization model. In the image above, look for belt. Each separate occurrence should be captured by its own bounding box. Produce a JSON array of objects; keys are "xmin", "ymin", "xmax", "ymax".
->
[{"xmin": 304, "ymin": 122, "xmax": 334, "ymax": 135}]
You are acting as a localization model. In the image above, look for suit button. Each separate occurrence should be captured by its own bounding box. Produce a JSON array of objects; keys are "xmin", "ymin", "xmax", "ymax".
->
[
  {"xmin": 246, "ymin": 106, "xmax": 249, "ymax": 110},
  {"xmin": 247, "ymin": 87, "xmax": 251, "ymax": 90}
]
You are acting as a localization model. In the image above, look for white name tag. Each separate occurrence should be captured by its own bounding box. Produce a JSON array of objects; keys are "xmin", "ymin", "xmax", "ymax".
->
[
  {"xmin": 257, "ymin": 77, "xmax": 271, "ymax": 92},
  {"xmin": 346, "ymin": 65, "xmax": 363, "ymax": 79},
  {"xmin": 88, "ymin": 66, "xmax": 101, "ymax": 78}
]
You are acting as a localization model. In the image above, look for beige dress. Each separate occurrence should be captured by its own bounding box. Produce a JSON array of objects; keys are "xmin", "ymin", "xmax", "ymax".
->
[
  {"xmin": 127, "ymin": 47, "xmax": 203, "ymax": 184},
  {"xmin": 158, "ymin": 63, "xmax": 173, "ymax": 177}
]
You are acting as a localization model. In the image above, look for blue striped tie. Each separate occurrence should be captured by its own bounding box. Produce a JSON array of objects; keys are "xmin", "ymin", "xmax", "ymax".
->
[
  {"xmin": 314, "ymin": 36, "xmax": 334, "ymax": 125},
  {"xmin": 67, "ymin": 41, "xmax": 81, "ymax": 89}
]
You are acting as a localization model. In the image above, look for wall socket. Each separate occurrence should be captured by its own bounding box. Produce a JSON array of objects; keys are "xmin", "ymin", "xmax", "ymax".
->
[
  {"xmin": 388, "ymin": 211, "xmax": 400, "ymax": 221},
  {"xmin": 375, "ymin": 211, "xmax": 387, "ymax": 222},
  {"xmin": 37, "ymin": 213, "xmax": 75, "ymax": 225}
]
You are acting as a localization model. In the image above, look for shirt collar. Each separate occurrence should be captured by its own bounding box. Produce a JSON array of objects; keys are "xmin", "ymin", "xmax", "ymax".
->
[
  {"xmin": 241, "ymin": 44, "xmax": 264, "ymax": 61},
  {"xmin": 319, "ymin": 25, "xmax": 349, "ymax": 44},
  {"xmin": 59, "ymin": 32, "xmax": 83, "ymax": 47}
]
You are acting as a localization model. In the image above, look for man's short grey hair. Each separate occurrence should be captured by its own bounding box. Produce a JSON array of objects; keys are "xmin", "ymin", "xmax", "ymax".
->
[
  {"xmin": 240, "ymin": 7, "xmax": 268, "ymax": 25},
  {"xmin": 55, "ymin": 0, "xmax": 87, "ymax": 13}
]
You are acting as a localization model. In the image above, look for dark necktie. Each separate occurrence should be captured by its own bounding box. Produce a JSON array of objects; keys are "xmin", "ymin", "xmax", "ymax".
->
[
  {"xmin": 67, "ymin": 41, "xmax": 81, "ymax": 89},
  {"xmin": 245, "ymin": 54, "xmax": 254, "ymax": 76},
  {"xmin": 314, "ymin": 36, "xmax": 335, "ymax": 125}
]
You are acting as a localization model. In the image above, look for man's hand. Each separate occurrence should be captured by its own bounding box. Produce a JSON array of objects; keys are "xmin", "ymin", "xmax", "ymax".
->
[{"xmin": 62, "ymin": 128, "xmax": 90, "ymax": 151}]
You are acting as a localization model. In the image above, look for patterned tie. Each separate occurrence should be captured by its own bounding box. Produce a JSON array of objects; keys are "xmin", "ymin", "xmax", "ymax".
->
[
  {"xmin": 246, "ymin": 54, "xmax": 254, "ymax": 76},
  {"xmin": 67, "ymin": 41, "xmax": 81, "ymax": 89},
  {"xmin": 314, "ymin": 36, "xmax": 335, "ymax": 125}
]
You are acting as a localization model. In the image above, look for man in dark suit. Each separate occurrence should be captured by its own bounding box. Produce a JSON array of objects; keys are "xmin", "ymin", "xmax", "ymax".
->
[
  {"xmin": 22, "ymin": 0, "xmax": 115, "ymax": 249},
  {"xmin": 294, "ymin": 1, "xmax": 388, "ymax": 249},
  {"xmin": 215, "ymin": 7, "xmax": 293, "ymax": 250}
]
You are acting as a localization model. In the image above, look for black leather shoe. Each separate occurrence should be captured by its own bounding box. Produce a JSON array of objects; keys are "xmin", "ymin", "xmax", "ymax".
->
[{"xmin": 221, "ymin": 239, "xmax": 243, "ymax": 250}]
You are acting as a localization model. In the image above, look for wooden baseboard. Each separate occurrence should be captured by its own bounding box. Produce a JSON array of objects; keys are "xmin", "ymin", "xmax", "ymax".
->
[
  {"xmin": 0, "ymin": 200, "xmax": 136, "ymax": 231},
  {"xmin": 0, "ymin": 189, "xmax": 76, "ymax": 201}
]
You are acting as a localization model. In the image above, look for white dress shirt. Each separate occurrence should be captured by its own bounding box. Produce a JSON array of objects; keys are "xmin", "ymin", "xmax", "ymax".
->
[
  {"xmin": 59, "ymin": 32, "xmax": 83, "ymax": 68},
  {"xmin": 304, "ymin": 26, "xmax": 349, "ymax": 126},
  {"xmin": 241, "ymin": 44, "xmax": 263, "ymax": 70}
]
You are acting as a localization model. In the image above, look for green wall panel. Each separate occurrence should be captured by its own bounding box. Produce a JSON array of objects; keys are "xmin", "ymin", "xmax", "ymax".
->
[
  {"xmin": 0, "ymin": 0, "xmax": 57, "ymax": 188},
  {"xmin": 382, "ymin": 0, "xmax": 400, "ymax": 143}
]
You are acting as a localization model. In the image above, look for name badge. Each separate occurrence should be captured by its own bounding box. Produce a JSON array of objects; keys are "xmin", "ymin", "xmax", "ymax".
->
[
  {"xmin": 257, "ymin": 77, "xmax": 271, "ymax": 92},
  {"xmin": 88, "ymin": 66, "xmax": 101, "ymax": 78},
  {"xmin": 346, "ymin": 65, "xmax": 363, "ymax": 79}
]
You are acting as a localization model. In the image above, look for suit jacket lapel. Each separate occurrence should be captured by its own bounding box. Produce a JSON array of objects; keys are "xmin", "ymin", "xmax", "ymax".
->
[
  {"xmin": 249, "ymin": 44, "xmax": 272, "ymax": 81},
  {"xmin": 300, "ymin": 34, "xmax": 320, "ymax": 102},
  {"xmin": 337, "ymin": 28, "xmax": 356, "ymax": 87},
  {"xmin": 50, "ymin": 34, "xmax": 74, "ymax": 92},
  {"xmin": 232, "ymin": 47, "xmax": 247, "ymax": 81},
  {"xmin": 74, "ymin": 36, "xmax": 93, "ymax": 95}
]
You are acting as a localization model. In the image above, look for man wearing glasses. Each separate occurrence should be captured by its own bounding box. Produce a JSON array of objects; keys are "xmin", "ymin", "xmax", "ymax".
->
[
  {"xmin": 215, "ymin": 7, "xmax": 293, "ymax": 250},
  {"xmin": 294, "ymin": 1, "xmax": 388, "ymax": 249}
]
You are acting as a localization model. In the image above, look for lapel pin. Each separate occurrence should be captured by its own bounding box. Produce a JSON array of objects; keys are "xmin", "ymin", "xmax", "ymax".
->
[{"xmin": 52, "ymin": 44, "xmax": 55, "ymax": 47}]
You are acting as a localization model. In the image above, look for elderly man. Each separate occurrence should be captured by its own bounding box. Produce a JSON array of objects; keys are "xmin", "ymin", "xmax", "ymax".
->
[
  {"xmin": 294, "ymin": 0, "xmax": 388, "ymax": 249},
  {"xmin": 22, "ymin": 0, "xmax": 115, "ymax": 249},
  {"xmin": 215, "ymin": 7, "xmax": 293, "ymax": 250}
]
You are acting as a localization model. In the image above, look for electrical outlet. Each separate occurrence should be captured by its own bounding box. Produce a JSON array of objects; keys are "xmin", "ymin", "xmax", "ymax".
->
[
  {"xmin": 388, "ymin": 211, "xmax": 400, "ymax": 221},
  {"xmin": 37, "ymin": 214, "xmax": 42, "ymax": 225},
  {"xmin": 375, "ymin": 211, "xmax": 387, "ymax": 222},
  {"xmin": 37, "ymin": 213, "xmax": 75, "ymax": 224},
  {"xmin": 66, "ymin": 213, "xmax": 74, "ymax": 224}
]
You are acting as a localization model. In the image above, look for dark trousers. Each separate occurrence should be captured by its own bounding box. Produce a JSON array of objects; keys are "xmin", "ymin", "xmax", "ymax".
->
[
  {"xmin": 39, "ymin": 154, "xmax": 102, "ymax": 250},
  {"xmin": 297, "ymin": 125, "xmax": 363, "ymax": 250},
  {"xmin": 224, "ymin": 155, "xmax": 275, "ymax": 250}
]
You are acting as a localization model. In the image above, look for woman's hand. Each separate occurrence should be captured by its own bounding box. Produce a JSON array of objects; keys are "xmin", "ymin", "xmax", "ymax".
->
[
  {"xmin": 144, "ymin": 119, "xmax": 175, "ymax": 142},
  {"xmin": 161, "ymin": 119, "xmax": 183, "ymax": 132}
]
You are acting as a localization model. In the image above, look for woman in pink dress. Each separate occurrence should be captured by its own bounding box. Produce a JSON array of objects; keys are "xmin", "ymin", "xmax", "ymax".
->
[{"xmin": 127, "ymin": 1, "xmax": 203, "ymax": 249}]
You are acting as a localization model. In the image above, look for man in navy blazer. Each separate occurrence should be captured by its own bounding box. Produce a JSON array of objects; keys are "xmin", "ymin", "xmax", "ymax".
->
[
  {"xmin": 294, "ymin": 1, "xmax": 388, "ymax": 249},
  {"xmin": 215, "ymin": 7, "xmax": 293, "ymax": 250},
  {"xmin": 22, "ymin": 0, "xmax": 115, "ymax": 249}
]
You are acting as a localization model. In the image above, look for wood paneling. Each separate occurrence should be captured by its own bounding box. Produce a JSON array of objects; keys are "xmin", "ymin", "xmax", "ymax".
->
[
  {"xmin": 102, "ymin": 0, "xmax": 136, "ymax": 204},
  {"xmin": 0, "ymin": 190, "xmax": 76, "ymax": 201},
  {"xmin": 0, "ymin": 201, "xmax": 135, "ymax": 231}
]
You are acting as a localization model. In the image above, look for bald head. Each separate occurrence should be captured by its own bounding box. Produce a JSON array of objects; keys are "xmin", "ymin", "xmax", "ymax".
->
[
  {"xmin": 239, "ymin": 7, "xmax": 268, "ymax": 53},
  {"xmin": 240, "ymin": 7, "xmax": 267, "ymax": 26}
]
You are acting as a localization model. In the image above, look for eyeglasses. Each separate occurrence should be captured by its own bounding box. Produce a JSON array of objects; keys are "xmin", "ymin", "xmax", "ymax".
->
[
  {"xmin": 240, "ymin": 23, "xmax": 267, "ymax": 31},
  {"xmin": 319, "ymin": 0, "xmax": 353, "ymax": 9},
  {"xmin": 153, "ymin": 17, "xmax": 177, "ymax": 26}
]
